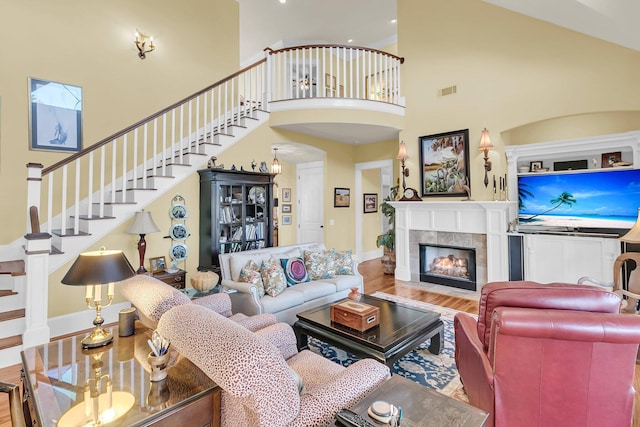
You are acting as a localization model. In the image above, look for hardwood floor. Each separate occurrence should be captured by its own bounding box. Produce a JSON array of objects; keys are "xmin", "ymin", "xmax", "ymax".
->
[{"xmin": 0, "ymin": 258, "xmax": 638, "ymax": 426}]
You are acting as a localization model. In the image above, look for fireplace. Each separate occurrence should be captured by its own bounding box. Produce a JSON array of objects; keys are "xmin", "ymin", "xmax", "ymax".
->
[{"xmin": 419, "ymin": 243, "xmax": 477, "ymax": 291}]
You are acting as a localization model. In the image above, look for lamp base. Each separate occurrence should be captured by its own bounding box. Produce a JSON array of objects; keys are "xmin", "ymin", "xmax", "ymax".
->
[{"xmin": 81, "ymin": 326, "xmax": 114, "ymax": 348}]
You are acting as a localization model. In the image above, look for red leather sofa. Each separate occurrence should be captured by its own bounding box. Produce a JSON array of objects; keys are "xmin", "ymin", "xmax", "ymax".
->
[{"xmin": 454, "ymin": 281, "xmax": 640, "ymax": 427}]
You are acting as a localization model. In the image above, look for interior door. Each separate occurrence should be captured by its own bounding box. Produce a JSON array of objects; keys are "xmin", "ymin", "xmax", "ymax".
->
[{"xmin": 297, "ymin": 161, "xmax": 324, "ymax": 243}]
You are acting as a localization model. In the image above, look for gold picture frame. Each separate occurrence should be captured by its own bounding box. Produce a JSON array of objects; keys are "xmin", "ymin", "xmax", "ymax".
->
[{"xmin": 149, "ymin": 256, "xmax": 166, "ymax": 274}]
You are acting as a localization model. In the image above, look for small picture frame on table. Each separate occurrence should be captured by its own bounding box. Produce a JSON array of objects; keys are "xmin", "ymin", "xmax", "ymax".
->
[{"xmin": 150, "ymin": 256, "xmax": 166, "ymax": 274}]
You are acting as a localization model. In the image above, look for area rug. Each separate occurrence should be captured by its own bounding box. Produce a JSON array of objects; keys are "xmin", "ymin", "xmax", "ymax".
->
[{"xmin": 307, "ymin": 292, "xmax": 470, "ymax": 402}]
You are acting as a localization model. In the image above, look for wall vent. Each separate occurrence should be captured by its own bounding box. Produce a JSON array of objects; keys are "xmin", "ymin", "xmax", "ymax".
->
[{"xmin": 439, "ymin": 85, "xmax": 457, "ymax": 96}]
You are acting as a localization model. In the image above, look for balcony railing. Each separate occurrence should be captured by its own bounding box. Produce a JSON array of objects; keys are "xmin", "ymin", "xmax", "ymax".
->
[{"xmin": 266, "ymin": 44, "xmax": 404, "ymax": 104}]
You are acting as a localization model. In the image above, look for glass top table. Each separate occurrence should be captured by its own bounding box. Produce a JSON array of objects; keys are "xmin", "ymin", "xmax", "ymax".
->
[
  {"xmin": 294, "ymin": 294, "xmax": 444, "ymax": 368},
  {"xmin": 21, "ymin": 324, "xmax": 218, "ymax": 427}
]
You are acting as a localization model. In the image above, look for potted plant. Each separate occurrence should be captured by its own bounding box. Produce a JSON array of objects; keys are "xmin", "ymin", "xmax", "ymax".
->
[{"xmin": 376, "ymin": 182, "xmax": 399, "ymax": 274}]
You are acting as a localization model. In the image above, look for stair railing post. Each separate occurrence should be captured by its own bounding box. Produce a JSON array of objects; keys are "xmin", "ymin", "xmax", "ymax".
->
[
  {"xmin": 264, "ymin": 49, "xmax": 273, "ymax": 111},
  {"xmin": 26, "ymin": 163, "xmax": 44, "ymax": 234}
]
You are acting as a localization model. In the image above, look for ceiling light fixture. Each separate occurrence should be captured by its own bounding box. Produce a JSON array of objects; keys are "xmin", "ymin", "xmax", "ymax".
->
[
  {"xmin": 271, "ymin": 147, "xmax": 282, "ymax": 175},
  {"xmin": 391, "ymin": 19, "xmax": 397, "ymax": 24},
  {"xmin": 348, "ymin": 39, "xmax": 353, "ymax": 43},
  {"xmin": 279, "ymin": 0, "xmax": 286, "ymax": 3}
]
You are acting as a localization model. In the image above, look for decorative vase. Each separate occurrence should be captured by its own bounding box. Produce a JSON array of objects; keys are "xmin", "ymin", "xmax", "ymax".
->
[
  {"xmin": 348, "ymin": 287, "xmax": 361, "ymax": 301},
  {"xmin": 381, "ymin": 249, "xmax": 396, "ymax": 275},
  {"xmin": 190, "ymin": 271, "xmax": 219, "ymax": 293}
]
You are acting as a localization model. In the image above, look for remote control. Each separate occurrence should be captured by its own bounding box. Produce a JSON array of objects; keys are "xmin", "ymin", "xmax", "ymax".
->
[{"xmin": 335, "ymin": 409, "xmax": 377, "ymax": 427}]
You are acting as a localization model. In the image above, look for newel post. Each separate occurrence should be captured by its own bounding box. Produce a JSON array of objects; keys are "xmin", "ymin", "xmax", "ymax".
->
[
  {"xmin": 23, "ymin": 163, "xmax": 51, "ymax": 349},
  {"xmin": 263, "ymin": 48, "xmax": 273, "ymax": 111}
]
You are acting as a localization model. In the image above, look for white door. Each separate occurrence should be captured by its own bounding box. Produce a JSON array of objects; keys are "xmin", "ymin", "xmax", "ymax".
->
[{"xmin": 297, "ymin": 161, "xmax": 324, "ymax": 243}]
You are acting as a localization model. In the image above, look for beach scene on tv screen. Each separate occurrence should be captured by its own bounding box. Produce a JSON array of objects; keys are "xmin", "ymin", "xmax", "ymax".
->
[{"xmin": 518, "ymin": 169, "xmax": 640, "ymax": 230}]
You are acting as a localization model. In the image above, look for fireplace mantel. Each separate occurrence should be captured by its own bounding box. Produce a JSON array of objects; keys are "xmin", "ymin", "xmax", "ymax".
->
[{"xmin": 389, "ymin": 201, "xmax": 516, "ymax": 287}]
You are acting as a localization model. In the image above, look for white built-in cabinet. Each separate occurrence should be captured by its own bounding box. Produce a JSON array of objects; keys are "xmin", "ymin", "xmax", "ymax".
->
[{"xmin": 505, "ymin": 131, "xmax": 640, "ymax": 283}]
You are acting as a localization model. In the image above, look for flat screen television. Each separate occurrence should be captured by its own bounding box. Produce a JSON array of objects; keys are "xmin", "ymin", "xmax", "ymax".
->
[{"xmin": 517, "ymin": 168, "xmax": 640, "ymax": 236}]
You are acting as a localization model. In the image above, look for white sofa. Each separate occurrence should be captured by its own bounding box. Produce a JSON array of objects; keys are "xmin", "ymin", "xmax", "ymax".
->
[{"xmin": 219, "ymin": 242, "xmax": 363, "ymax": 324}]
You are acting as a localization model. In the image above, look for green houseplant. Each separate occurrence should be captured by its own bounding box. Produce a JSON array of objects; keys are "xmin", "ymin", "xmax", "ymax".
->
[{"xmin": 376, "ymin": 182, "xmax": 399, "ymax": 274}]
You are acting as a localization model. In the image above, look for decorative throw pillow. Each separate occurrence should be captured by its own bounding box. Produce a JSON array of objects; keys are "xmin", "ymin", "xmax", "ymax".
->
[
  {"xmin": 260, "ymin": 257, "xmax": 287, "ymax": 297},
  {"xmin": 303, "ymin": 250, "xmax": 336, "ymax": 280},
  {"xmin": 332, "ymin": 249, "xmax": 354, "ymax": 275},
  {"xmin": 280, "ymin": 257, "xmax": 310, "ymax": 286},
  {"xmin": 238, "ymin": 260, "xmax": 265, "ymax": 298}
]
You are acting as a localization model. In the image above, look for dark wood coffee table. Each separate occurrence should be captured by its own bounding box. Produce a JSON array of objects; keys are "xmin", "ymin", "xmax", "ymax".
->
[
  {"xmin": 335, "ymin": 375, "xmax": 488, "ymax": 426},
  {"xmin": 294, "ymin": 294, "xmax": 444, "ymax": 368}
]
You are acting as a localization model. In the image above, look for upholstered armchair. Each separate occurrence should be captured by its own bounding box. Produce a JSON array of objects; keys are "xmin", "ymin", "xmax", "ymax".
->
[
  {"xmin": 454, "ymin": 281, "xmax": 639, "ymax": 427},
  {"xmin": 157, "ymin": 304, "xmax": 390, "ymax": 427},
  {"xmin": 119, "ymin": 274, "xmax": 277, "ymax": 332}
]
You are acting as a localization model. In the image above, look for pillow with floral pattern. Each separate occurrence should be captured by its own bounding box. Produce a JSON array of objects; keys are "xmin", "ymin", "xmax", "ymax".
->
[
  {"xmin": 332, "ymin": 249, "xmax": 354, "ymax": 275},
  {"xmin": 260, "ymin": 257, "xmax": 287, "ymax": 297},
  {"xmin": 238, "ymin": 260, "xmax": 265, "ymax": 298},
  {"xmin": 303, "ymin": 250, "xmax": 336, "ymax": 280}
]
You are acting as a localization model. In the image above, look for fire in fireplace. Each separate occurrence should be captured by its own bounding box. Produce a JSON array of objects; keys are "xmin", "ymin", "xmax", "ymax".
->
[{"xmin": 419, "ymin": 244, "xmax": 477, "ymax": 291}]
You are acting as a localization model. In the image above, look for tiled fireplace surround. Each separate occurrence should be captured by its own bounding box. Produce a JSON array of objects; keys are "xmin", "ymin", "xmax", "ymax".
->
[{"xmin": 390, "ymin": 200, "xmax": 515, "ymax": 295}]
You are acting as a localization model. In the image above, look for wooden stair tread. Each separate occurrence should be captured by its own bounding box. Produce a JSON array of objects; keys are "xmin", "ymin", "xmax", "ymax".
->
[
  {"xmin": 51, "ymin": 229, "xmax": 91, "ymax": 237},
  {"xmin": 0, "ymin": 309, "xmax": 24, "ymax": 322},
  {"xmin": 0, "ymin": 290, "xmax": 17, "ymax": 297},
  {"xmin": 0, "ymin": 260, "xmax": 25, "ymax": 276},
  {"xmin": 0, "ymin": 335, "xmax": 22, "ymax": 351}
]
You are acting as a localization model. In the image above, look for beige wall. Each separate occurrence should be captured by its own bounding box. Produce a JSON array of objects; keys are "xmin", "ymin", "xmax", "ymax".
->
[
  {"xmin": 398, "ymin": 0, "xmax": 640, "ymax": 200},
  {"xmin": 0, "ymin": 0, "xmax": 240, "ymax": 245}
]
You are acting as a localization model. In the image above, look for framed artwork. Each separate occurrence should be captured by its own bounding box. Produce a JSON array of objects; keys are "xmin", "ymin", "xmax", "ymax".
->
[
  {"xmin": 149, "ymin": 256, "xmax": 166, "ymax": 274},
  {"xmin": 419, "ymin": 129, "xmax": 470, "ymax": 197},
  {"xmin": 325, "ymin": 73, "xmax": 336, "ymax": 97},
  {"xmin": 334, "ymin": 187, "xmax": 350, "ymax": 207},
  {"xmin": 282, "ymin": 204, "xmax": 292, "ymax": 213},
  {"xmin": 365, "ymin": 70, "xmax": 389, "ymax": 101},
  {"xmin": 29, "ymin": 77, "xmax": 83, "ymax": 152},
  {"xmin": 363, "ymin": 193, "xmax": 378, "ymax": 213},
  {"xmin": 282, "ymin": 215, "xmax": 292, "ymax": 225},
  {"xmin": 529, "ymin": 161, "xmax": 543, "ymax": 172},
  {"xmin": 601, "ymin": 152, "xmax": 622, "ymax": 168},
  {"xmin": 282, "ymin": 188, "xmax": 291, "ymax": 202}
]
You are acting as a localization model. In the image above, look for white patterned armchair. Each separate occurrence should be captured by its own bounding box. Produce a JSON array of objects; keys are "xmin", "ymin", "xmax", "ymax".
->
[
  {"xmin": 119, "ymin": 274, "xmax": 277, "ymax": 332},
  {"xmin": 157, "ymin": 304, "xmax": 390, "ymax": 427}
]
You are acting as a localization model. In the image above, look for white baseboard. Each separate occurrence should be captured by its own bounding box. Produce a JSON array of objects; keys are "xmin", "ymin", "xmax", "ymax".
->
[
  {"xmin": 48, "ymin": 301, "xmax": 132, "ymax": 338},
  {"xmin": 361, "ymin": 249, "xmax": 383, "ymax": 262}
]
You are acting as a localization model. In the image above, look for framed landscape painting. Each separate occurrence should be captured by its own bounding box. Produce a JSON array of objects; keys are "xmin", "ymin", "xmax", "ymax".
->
[
  {"xmin": 29, "ymin": 77, "xmax": 83, "ymax": 152},
  {"xmin": 419, "ymin": 129, "xmax": 470, "ymax": 197}
]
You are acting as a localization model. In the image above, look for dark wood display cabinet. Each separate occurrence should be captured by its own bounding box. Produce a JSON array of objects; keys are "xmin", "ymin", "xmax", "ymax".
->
[{"xmin": 198, "ymin": 169, "xmax": 274, "ymax": 273}]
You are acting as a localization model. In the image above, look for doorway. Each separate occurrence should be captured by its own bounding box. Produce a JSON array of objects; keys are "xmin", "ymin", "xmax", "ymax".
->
[
  {"xmin": 355, "ymin": 159, "xmax": 394, "ymax": 261},
  {"xmin": 297, "ymin": 161, "xmax": 325, "ymax": 244}
]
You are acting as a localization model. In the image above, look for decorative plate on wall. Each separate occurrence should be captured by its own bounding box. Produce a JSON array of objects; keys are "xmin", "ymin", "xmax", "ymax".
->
[
  {"xmin": 170, "ymin": 243, "xmax": 188, "ymax": 261},
  {"xmin": 170, "ymin": 204, "xmax": 188, "ymax": 220},
  {"xmin": 169, "ymin": 224, "xmax": 189, "ymax": 240}
]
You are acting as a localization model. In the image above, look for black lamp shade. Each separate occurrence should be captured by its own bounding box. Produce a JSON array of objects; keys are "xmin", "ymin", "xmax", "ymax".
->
[{"xmin": 62, "ymin": 249, "xmax": 136, "ymax": 286}]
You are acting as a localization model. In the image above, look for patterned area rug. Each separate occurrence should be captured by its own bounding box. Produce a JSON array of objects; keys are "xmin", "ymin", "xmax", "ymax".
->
[{"xmin": 307, "ymin": 292, "xmax": 470, "ymax": 402}]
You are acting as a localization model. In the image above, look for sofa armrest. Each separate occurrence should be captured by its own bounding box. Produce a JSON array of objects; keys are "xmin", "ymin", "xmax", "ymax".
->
[
  {"xmin": 192, "ymin": 292, "xmax": 233, "ymax": 317},
  {"xmin": 221, "ymin": 279, "xmax": 262, "ymax": 316},
  {"xmin": 232, "ymin": 313, "xmax": 278, "ymax": 332},
  {"xmin": 255, "ymin": 322, "xmax": 299, "ymax": 360},
  {"xmin": 453, "ymin": 312, "xmax": 494, "ymax": 422}
]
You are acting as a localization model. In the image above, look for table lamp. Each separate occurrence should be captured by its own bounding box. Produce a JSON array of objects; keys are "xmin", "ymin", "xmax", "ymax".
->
[
  {"xmin": 126, "ymin": 210, "xmax": 160, "ymax": 273},
  {"xmin": 62, "ymin": 247, "xmax": 136, "ymax": 348}
]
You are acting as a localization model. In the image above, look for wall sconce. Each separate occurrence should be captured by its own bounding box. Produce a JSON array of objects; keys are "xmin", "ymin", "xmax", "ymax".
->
[
  {"xmin": 397, "ymin": 141, "xmax": 409, "ymax": 190},
  {"xmin": 135, "ymin": 30, "xmax": 155, "ymax": 59},
  {"xmin": 479, "ymin": 128, "xmax": 494, "ymax": 187},
  {"xmin": 271, "ymin": 147, "xmax": 282, "ymax": 175}
]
